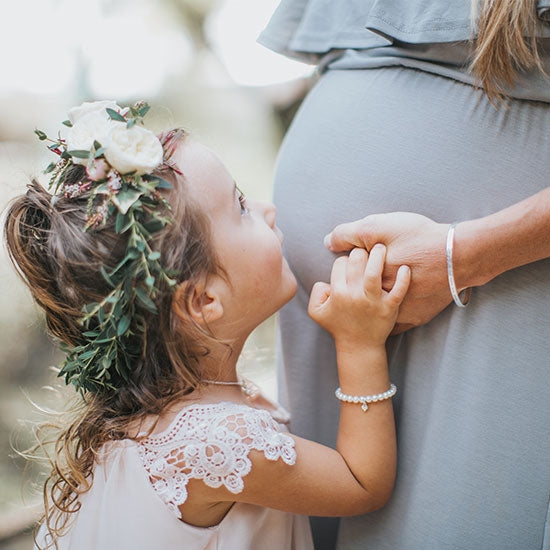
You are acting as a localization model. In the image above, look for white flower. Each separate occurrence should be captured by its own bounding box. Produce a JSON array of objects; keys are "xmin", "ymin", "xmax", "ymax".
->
[
  {"xmin": 66, "ymin": 112, "xmax": 118, "ymax": 165},
  {"xmin": 68, "ymin": 100, "xmax": 120, "ymax": 124},
  {"xmin": 103, "ymin": 124, "xmax": 163, "ymax": 175}
]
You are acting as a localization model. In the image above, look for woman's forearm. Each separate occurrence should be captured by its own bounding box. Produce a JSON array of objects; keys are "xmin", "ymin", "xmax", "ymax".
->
[{"xmin": 455, "ymin": 186, "xmax": 550, "ymax": 289}]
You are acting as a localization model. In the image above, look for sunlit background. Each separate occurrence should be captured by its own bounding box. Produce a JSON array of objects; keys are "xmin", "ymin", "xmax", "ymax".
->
[{"xmin": 0, "ymin": 0, "xmax": 313, "ymax": 546}]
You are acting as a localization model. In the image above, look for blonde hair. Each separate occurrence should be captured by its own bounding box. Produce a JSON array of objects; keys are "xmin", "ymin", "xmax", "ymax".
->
[{"xmin": 471, "ymin": 0, "xmax": 544, "ymax": 103}]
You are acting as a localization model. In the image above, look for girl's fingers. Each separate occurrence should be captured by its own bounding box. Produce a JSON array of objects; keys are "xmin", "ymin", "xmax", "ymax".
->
[
  {"xmin": 363, "ymin": 244, "xmax": 386, "ymax": 297},
  {"xmin": 346, "ymin": 247, "xmax": 368, "ymax": 287},
  {"xmin": 308, "ymin": 281, "xmax": 331, "ymax": 317},
  {"xmin": 387, "ymin": 265, "xmax": 411, "ymax": 306},
  {"xmin": 330, "ymin": 255, "xmax": 348, "ymax": 294}
]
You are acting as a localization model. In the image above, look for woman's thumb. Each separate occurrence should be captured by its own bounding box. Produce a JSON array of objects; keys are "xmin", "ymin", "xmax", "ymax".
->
[{"xmin": 324, "ymin": 219, "xmax": 369, "ymax": 253}]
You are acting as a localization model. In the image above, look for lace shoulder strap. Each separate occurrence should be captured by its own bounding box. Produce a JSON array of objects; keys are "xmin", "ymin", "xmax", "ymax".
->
[{"xmin": 136, "ymin": 402, "xmax": 297, "ymax": 518}]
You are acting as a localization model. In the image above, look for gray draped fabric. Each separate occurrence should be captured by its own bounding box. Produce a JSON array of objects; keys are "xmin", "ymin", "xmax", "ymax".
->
[{"xmin": 260, "ymin": 1, "xmax": 550, "ymax": 549}]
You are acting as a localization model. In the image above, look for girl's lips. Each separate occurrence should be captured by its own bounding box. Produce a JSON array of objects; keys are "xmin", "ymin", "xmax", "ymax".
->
[{"xmin": 274, "ymin": 225, "xmax": 284, "ymax": 244}]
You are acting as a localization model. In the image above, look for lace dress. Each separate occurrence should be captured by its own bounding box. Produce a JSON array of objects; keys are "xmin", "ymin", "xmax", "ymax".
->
[{"xmin": 35, "ymin": 402, "xmax": 314, "ymax": 550}]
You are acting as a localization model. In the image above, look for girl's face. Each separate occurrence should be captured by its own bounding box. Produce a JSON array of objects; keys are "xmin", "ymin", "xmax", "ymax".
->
[{"xmin": 174, "ymin": 141, "xmax": 297, "ymax": 335}]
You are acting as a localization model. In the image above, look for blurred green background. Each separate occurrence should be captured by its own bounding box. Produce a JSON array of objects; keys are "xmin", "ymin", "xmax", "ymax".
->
[{"xmin": 0, "ymin": 0, "xmax": 311, "ymax": 546}]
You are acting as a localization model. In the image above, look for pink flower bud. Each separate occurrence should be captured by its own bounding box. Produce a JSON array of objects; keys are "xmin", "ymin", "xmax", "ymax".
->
[{"xmin": 86, "ymin": 158, "xmax": 110, "ymax": 181}]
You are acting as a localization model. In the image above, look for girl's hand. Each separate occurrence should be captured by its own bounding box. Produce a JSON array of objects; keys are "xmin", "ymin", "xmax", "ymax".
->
[
  {"xmin": 324, "ymin": 212, "xmax": 451, "ymax": 334},
  {"xmin": 308, "ymin": 244, "xmax": 410, "ymax": 349}
]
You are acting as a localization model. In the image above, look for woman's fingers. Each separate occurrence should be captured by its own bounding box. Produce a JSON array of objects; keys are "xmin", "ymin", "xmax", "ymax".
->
[{"xmin": 324, "ymin": 218, "xmax": 372, "ymax": 253}]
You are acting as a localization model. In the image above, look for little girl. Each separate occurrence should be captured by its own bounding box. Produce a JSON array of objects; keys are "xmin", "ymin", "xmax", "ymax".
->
[{"xmin": 4, "ymin": 101, "xmax": 410, "ymax": 549}]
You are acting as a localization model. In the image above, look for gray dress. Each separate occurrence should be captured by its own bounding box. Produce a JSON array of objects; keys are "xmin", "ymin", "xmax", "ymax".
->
[{"xmin": 259, "ymin": 1, "xmax": 550, "ymax": 549}]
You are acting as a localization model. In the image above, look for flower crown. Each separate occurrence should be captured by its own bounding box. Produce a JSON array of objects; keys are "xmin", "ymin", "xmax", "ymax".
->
[{"xmin": 35, "ymin": 100, "xmax": 180, "ymax": 393}]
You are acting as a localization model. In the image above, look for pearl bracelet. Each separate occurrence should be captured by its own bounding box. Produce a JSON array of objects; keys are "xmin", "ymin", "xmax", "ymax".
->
[
  {"xmin": 446, "ymin": 222, "xmax": 471, "ymax": 307},
  {"xmin": 335, "ymin": 383, "xmax": 397, "ymax": 412}
]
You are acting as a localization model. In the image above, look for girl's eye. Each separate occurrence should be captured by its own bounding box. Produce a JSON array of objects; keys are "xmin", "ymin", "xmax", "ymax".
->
[{"xmin": 238, "ymin": 191, "xmax": 249, "ymax": 215}]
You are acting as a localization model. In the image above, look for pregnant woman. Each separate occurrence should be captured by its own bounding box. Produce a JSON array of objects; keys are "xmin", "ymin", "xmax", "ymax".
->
[{"xmin": 260, "ymin": 1, "xmax": 550, "ymax": 549}]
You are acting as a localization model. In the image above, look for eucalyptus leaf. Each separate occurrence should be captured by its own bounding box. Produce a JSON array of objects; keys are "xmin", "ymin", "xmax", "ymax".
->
[
  {"xmin": 138, "ymin": 105, "xmax": 150, "ymax": 117},
  {"xmin": 67, "ymin": 149, "xmax": 91, "ymax": 159},
  {"xmin": 100, "ymin": 266, "xmax": 115, "ymax": 287},
  {"xmin": 60, "ymin": 362, "xmax": 80, "ymax": 373},
  {"xmin": 106, "ymin": 108, "xmax": 126, "ymax": 122},
  {"xmin": 142, "ymin": 219, "xmax": 165, "ymax": 234},
  {"xmin": 78, "ymin": 349, "xmax": 97, "ymax": 360},
  {"xmin": 117, "ymin": 314, "xmax": 132, "ymax": 336},
  {"xmin": 95, "ymin": 336, "xmax": 116, "ymax": 344},
  {"xmin": 135, "ymin": 287, "xmax": 158, "ymax": 314},
  {"xmin": 93, "ymin": 183, "xmax": 111, "ymax": 195},
  {"xmin": 154, "ymin": 177, "xmax": 173, "ymax": 190},
  {"xmin": 112, "ymin": 188, "xmax": 143, "ymax": 215}
]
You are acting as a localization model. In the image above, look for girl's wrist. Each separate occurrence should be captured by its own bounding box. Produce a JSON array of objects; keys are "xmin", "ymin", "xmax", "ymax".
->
[
  {"xmin": 335, "ymin": 344, "xmax": 389, "ymax": 387},
  {"xmin": 335, "ymin": 341, "xmax": 387, "ymax": 359}
]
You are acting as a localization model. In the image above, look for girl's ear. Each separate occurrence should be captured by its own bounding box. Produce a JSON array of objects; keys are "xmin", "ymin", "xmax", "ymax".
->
[{"xmin": 173, "ymin": 276, "xmax": 225, "ymax": 326}]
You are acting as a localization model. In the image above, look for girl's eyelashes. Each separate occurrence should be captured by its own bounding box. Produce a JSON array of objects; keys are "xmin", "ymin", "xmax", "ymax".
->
[{"xmin": 237, "ymin": 187, "xmax": 249, "ymax": 215}]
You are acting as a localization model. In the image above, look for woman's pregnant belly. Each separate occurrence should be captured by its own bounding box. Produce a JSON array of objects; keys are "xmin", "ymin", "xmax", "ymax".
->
[{"xmin": 273, "ymin": 66, "xmax": 550, "ymax": 290}]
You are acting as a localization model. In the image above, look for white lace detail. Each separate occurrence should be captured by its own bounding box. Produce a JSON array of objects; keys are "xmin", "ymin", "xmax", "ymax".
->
[{"xmin": 137, "ymin": 402, "xmax": 296, "ymax": 518}]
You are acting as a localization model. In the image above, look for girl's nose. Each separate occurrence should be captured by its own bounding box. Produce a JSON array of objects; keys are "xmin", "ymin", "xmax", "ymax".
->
[{"xmin": 257, "ymin": 200, "xmax": 276, "ymax": 228}]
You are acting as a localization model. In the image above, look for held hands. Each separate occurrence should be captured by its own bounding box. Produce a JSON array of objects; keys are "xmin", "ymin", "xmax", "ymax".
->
[
  {"xmin": 308, "ymin": 245, "xmax": 410, "ymax": 349},
  {"xmin": 324, "ymin": 212, "xmax": 453, "ymax": 334}
]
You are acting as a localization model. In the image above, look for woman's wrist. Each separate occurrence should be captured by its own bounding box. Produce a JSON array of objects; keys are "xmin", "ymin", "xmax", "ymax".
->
[
  {"xmin": 451, "ymin": 218, "xmax": 500, "ymax": 289},
  {"xmin": 450, "ymin": 186, "xmax": 550, "ymax": 290}
]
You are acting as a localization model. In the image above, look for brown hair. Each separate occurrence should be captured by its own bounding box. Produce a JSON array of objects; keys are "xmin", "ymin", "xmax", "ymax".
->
[
  {"xmin": 3, "ymin": 130, "xmax": 221, "ymax": 548},
  {"xmin": 471, "ymin": 0, "xmax": 544, "ymax": 103}
]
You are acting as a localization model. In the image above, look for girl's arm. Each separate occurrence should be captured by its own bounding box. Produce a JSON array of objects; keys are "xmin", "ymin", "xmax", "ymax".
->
[
  {"xmin": 323, "ymin": 186, "xmax": 550, "ymax": 332},
  {"xmin": 180, "ymin": 245, "xmax": 410, "ymax": 521}
]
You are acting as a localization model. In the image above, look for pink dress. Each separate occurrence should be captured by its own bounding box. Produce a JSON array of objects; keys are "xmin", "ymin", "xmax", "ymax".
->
[{"xmin": 36, "ymin": 402, "xmax": 314, "ymax": 549}]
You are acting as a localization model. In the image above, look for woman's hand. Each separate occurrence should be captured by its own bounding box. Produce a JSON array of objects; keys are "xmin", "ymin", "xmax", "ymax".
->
[
  {"xmin": 324, "ymin": 213, "xmax": 452, "ymax": 333},
  {"xmin": 308, "ymin": 244, "xmax": 410, "ymax": 348}
]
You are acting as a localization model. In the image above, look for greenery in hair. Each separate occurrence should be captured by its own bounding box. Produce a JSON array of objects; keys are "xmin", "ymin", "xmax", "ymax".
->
[{"xmin": 35, "ymin": 101, "xmax": 179, "ymax": 393}]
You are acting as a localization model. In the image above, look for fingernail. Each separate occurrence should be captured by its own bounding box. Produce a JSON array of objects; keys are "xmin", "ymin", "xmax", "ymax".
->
[{"xmin": 323, "ymin": 234, "xmax": 332, "ymax": 250}]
